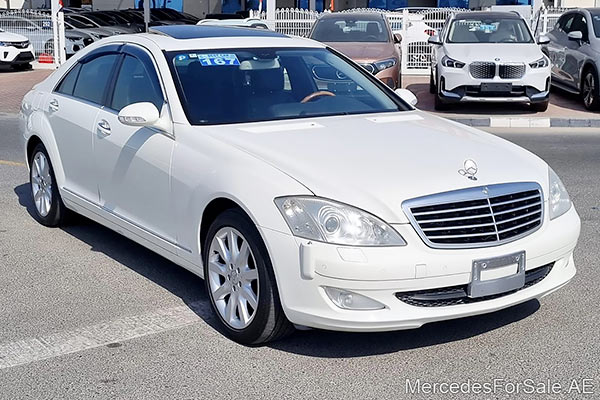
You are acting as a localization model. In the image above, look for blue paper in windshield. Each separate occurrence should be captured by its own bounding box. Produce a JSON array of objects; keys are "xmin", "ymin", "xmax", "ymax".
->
[
  {"xmin": 197, "ymin": 53, "xmax": 240, "ymax": 67},
  {"xmin": 479, "ymin": 24, "xmax": 497, "ymax": 32}
]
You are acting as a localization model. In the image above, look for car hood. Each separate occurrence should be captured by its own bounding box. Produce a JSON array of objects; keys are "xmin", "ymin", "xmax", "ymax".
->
[
  {"xmin": 444, "ymin": 43, "xmax": 543, "ymax": 63},
  {"xmin": 0, "ymin": 31, "xmax": 28, "ymax": 42},
  {"xmin": 207, "ymin": 111, "xmax": 548, "ymax": 223},
  {"xmin": 323, "ymin": 41, "xmax": 396, "ymax": 63}
]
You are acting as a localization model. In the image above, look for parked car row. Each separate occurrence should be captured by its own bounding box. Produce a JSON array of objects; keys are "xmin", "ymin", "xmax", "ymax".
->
[{"xmin": 0, "ymin": 7, "xmax": 199, "ymax": 69}]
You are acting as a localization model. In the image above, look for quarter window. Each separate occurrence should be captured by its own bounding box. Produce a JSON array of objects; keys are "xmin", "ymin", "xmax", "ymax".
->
[
  {"xmin": 110, "ymin": 55, "xmax": 164, "ymax": 111},
  {"xmin": 72, "ymin": 54, "xmax": 119, "ymax": 105},
  {"xmin": 55, "ymin": 63, "xmax": 81, "ymax": 96}
]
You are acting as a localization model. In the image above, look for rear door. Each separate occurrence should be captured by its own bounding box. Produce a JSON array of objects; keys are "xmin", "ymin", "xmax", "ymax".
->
[{"xmin": 46, "ymin": 47, "xmax": 120, "ymax": 203}]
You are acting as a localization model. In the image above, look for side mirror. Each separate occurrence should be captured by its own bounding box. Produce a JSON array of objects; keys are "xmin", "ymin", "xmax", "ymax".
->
[
  {"xmin": 537, "ymin": 35, "xmax": 550, "ymax": 45},
  {"xmin": 567, "ymin": 31, "xmax": 583, "ymax": 41},
  {"xmin": 118, "ymin": 102, "xmax": 160, "ymax": 127},
  {"xmin": 428, "ymin": 35, "xmax": 442, "ymax": 45},
  {"xmin": 393, "ymin": 32, "xmax": 402, "ymax": 43},
  {"xmin": 395, "ymin": 88, "xmax": 418, "ymax": 106}
]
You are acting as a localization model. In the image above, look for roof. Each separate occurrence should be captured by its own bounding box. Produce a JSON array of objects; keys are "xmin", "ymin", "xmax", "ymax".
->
[
  {"xmin": 318, "ymin": 12, "xmax": 385, "ymax": 20},
  {"xmin": 453, "ymin": 11, "xmax": 523, "ymax": 20},
  {"xmin": 149, "ymin": 25, "xmax": 286, "ymax": 39}
]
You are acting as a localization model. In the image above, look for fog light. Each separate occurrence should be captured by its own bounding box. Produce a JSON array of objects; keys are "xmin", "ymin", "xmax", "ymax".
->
[{"xmin": 324, "ymin": 287, "xmax": 385, "ymax": 310}]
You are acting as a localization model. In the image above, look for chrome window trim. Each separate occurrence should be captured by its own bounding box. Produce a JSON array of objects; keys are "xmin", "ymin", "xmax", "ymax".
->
[{"xmin": 402, "ymin": 182, "xmax": 544, "ymax": 249}]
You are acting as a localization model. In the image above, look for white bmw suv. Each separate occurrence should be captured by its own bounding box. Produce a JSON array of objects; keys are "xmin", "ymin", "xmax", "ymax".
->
[
  {"xmin": 429, "ymin": 11, "xmax": 551, "ymax": 111},
  {"xmin": 21, "ymin": 25, "xmax": 579, "ymax": 344}
]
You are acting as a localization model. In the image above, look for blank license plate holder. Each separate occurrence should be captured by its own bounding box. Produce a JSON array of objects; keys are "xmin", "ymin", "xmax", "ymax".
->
[
  {"xmin": 481, "ymin": 82, "xmax": 512, "ymax": 92},
  {"xmin": 468, "ymin": 251, "xmax": 525, "ymax": 298}
]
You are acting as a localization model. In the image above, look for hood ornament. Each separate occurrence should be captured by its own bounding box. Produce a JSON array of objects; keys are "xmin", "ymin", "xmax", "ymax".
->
[{"xmin": 459, "ymin": 159, "xmax": 478, "ymax": 181}]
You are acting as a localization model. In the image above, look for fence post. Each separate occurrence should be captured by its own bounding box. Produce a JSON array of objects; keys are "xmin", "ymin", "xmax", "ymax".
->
[
  {"xmin": 266, "ymin": 1, "xmax": 276, "ymax": 31},
  {"xmin": 57, "ymin": 10, "xmax": 66, "ymax": 65},
  {"xmin": 401, "ymin": 8, "xmax": 408, "ymax": 76},
  {"xmin": 542, "ymin": 9, "xmax": 548, "ymax": 34}
]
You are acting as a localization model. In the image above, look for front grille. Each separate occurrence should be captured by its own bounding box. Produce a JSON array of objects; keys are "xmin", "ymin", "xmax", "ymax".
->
[
  {"xmin": 499, "ymin": 63, "xmax": 525, "ymax": 79},
  {"xmin": 396, "ymin": 263, "xmax": 553, "ymax": 307},
  {"xmin": 5, "ymin": 41, "xmax": 29, "ymax": 49},
  {"xmin": 402, "ymin": 182, "xmax": 544, "ymax": 249},
  {"xmin": 469, "ymin": 61, "xmax": 495, "ymax": 79}
]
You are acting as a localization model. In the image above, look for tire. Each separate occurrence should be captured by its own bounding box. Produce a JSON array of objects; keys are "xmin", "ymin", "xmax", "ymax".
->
[
  {"xmin": 434, "ymin": 92, "xmax": 449, "ymax": 111},
  {"xmin": 203, "ymin": 209, "xmax": 294, "ymax": 345},
  {"xmin": 29, "ymin": 143, "xmax": 68, "ymax": 227},
  {"xmin": 530, "ymin": 99, "xmax": 549, "ymax": 112},
  {"xmin": 581, "ymin": 68, "xmax": 600, "ymax": 111},
  {"xmin": 429, "ymin": 71, "xmax": 436, "ymax": 94}
]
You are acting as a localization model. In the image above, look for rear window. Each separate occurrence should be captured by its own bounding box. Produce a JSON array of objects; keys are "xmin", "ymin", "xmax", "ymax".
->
[
  {"xmin": 310, "ymin": 17, "xmax": 390, "ymax": 43},
  {"xmin": 169, "ymin": 47, "xmax": 405, "ymax": 125}
]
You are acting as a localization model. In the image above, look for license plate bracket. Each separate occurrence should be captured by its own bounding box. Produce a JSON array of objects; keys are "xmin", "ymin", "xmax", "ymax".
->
[
  {"xmin": 468, "ymin": 251, "xmax": 525, "ymax": 298},
  {"xmin": 481, "ymin": 82, "xmax": 512, "ymax": 93}
]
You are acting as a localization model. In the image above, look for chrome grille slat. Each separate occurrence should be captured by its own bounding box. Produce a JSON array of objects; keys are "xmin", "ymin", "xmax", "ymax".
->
[
  {"xmin": 423, "ymin": 221, "xmax": 496, "ymax": 231},
  {"xmin": 497, "ymin": 219, "xmax": 539, "ymax": 235},
  {"xmin": 412, "ymin": 203, "xmax": 491, "ymax": 216},
  {"xmin": 493, "ymin": 201, "xmax": 542, "ymax": 216},
  {"xmin": 403, "ymin": 183, "xmax": 544, "ymax": 249}
]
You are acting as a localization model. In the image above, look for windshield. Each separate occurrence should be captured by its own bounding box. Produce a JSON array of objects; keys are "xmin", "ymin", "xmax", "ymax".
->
[
  {"xmin": 169, "ymin": 48, "xmax": 405, "ymax": 125},
  {"xmin": 447, "ymin": 17, "xmax": 533, "ymax": 43},
  {"xmin": 591, "ymin": 13, "xmax": 600, "ymax": 37},
  {"xmin": 310, "ymin": 17, "xmax": 390, "ymax": 43},
  {"xmin": 65, "ymin": 16, "xmax": 92, "ymax": 29}
]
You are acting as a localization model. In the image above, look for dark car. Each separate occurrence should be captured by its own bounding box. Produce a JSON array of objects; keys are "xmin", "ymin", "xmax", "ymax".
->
[
  {"xmin": 545, "ymin": 8, "xmax": 600, "ymax": 110},
  {"xmin": 309, "ymin": 12, "xmax": 402, "ymax": 89}
]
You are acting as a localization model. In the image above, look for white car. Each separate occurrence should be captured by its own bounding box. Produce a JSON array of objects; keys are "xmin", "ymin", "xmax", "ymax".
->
[
  {"xmin": 197, "ymin": 18, "xmax": 269, "ymax": 29},
  {"xmin": 429, "ymin": 11, "xmax": 551, "ymax": 111},
  {"xmin": 0, "ymin": 28, "xmax": 34, "ymax": 69},
  {"xmin": 20, "ymin": 25, "xmax": 580, "ymax": 344}
]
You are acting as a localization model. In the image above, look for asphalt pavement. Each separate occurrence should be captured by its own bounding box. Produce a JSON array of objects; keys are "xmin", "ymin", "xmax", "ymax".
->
[{"xmin": 0, "ymin": 114, "xmax": 599, "ymax": 399}]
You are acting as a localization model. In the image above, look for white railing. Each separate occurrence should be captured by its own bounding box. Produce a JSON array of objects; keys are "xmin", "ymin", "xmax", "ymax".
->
[
  {"xmin": 250, "ymin": 8, "xmax": 321, "ymax": 37},
  {"xmin": 533, "ymin": 6, "xmax": 570, "ymax": 36},
  {"xmin": 0, "ymin": 9, "xmax": 54, "ymax": 62}
]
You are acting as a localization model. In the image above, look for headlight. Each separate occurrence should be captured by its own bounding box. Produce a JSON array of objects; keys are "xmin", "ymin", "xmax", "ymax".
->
[
  {"xmin": 275, "ymin": 196, "xmax": 406, "ymax": 246},
  {"xmin": 441, "ymin": 55, "xmax": 465, "ymax": 68},
  {"xmin": 373, "ymin": 58, "xmax": 397, "ymax": 72},
  {"xmin": 0, "ymin": 42, "xmax": 6, "ymax": 47},
  {"xmin": 548, "ymin": 167, "xmax": 571, "ymax": 220},
  {"xmin": 529, "ymin": 56, "xmax": 549, "ymax": 68}
]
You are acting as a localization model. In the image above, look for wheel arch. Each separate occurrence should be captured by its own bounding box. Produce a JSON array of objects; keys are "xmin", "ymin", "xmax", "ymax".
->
[{"xmin": 580, "ymin": 61, "xmax": 598, "ymax": 92}]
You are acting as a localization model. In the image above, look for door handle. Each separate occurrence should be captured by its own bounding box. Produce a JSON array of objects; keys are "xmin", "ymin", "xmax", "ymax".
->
[
  {"xmin": 48, "ymin": 99, "xmax": 59, "ymax": 112},
  {"xmin": 97, "ymin": 119, "xmax": 111, "ymax": 136}
]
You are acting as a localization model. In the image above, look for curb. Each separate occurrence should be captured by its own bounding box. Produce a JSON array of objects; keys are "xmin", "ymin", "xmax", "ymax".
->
[{"xmin": 449, "ymin": 117, "xmax": 600, "ymax": 128}]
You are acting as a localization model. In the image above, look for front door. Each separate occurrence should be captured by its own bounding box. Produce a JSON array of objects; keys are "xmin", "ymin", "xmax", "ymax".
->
[{"xmin": 93, "ymin": 48, "xmax": 177, "ymax": 250}]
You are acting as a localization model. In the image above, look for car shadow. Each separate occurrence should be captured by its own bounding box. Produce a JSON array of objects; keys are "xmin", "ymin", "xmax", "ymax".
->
[{"xmin": 14, "ymin": 182, "xmax": 541, "ymax": 356}]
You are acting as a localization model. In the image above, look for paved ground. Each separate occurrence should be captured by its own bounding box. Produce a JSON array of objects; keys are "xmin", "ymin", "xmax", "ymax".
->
[
  {"xmin": 0, "ymin": 111, "xmax": 599, "ymax": 398},
  {"xmin": 0, "ymin": 68, "xmax": 52, "ymax": 114},
  {"xmin": 403, "ymin": 75, "xmax": 595, "ymax": 120}
]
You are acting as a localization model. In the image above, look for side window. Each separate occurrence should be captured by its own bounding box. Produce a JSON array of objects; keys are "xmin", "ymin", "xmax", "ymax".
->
[
  {"xmin": 55, "ymin": 63, "xmax": 82, "ymax": 96},
  {"xmin": 562, "ymin": 15, "xmax": 575, "ymax": 33},
  {"xmin": 571, "ymin": 14, "xmax": 588, "ymax": 40},
  {"xmin": 72, "ymin": 54, "xmax": 119, "ymax": 105},
  {"xmin": 110, "ymin": 55, "xmax": 164, "ymax": 111}
]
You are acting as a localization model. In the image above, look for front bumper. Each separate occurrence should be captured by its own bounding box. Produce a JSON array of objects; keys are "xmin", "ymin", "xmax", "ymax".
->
[
  {"xmin": 263, "ymin": 205, "xmax": 580, "ymax": 332},
  {"xmin": 0, "ymin": 45, "xmax": 34, "ymax": 65},
  {"xmin": 438, "ymin": 63, "xmax": 550, "ymax": 104}
]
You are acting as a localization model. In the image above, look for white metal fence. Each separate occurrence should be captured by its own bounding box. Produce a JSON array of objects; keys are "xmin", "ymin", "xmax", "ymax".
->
[
  {"xmin": 0, "ymin": 9, "xmax": 54, "ymax": 62},
  {"xmin": 251, "ymin": 6, "xmax": 572, "ymax": 76}
]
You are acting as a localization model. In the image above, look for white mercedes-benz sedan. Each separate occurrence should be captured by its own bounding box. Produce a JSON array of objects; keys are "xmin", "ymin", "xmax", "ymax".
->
[
  {"xmin": 20, "ymin": 25, "xmax": 580, "ymax": 344},
  {"xmin": 429, "ymin": 11, "xmax": 551, "ymax": 111}
]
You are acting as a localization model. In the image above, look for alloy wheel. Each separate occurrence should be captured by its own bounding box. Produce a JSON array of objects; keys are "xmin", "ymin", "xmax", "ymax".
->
[
  {"xmin": 583, "ymin": 72, "xmax": 595, "ymax": 108},
  {"xmin": 207, "ymin": 227, "xmax": 259, "ymax": 330},
  {"xmin": 31, "ymin": 152, "xmax": 53, "ymax": 218}
]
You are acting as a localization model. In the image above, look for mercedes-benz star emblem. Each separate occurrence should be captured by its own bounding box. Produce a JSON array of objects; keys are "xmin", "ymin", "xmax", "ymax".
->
[{"xmin": 458, "ymin": 159, "xmax": 478, "ymax": 181}]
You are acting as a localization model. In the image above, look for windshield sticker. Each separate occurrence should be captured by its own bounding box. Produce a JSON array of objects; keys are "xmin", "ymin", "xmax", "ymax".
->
[
  {"xmin": 196, "ymin": 53, "xmax": 240, "ymax": 67},
  {"xmin": 478, "ymin": 24, "xmax": 497, "ymax": 33}
]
